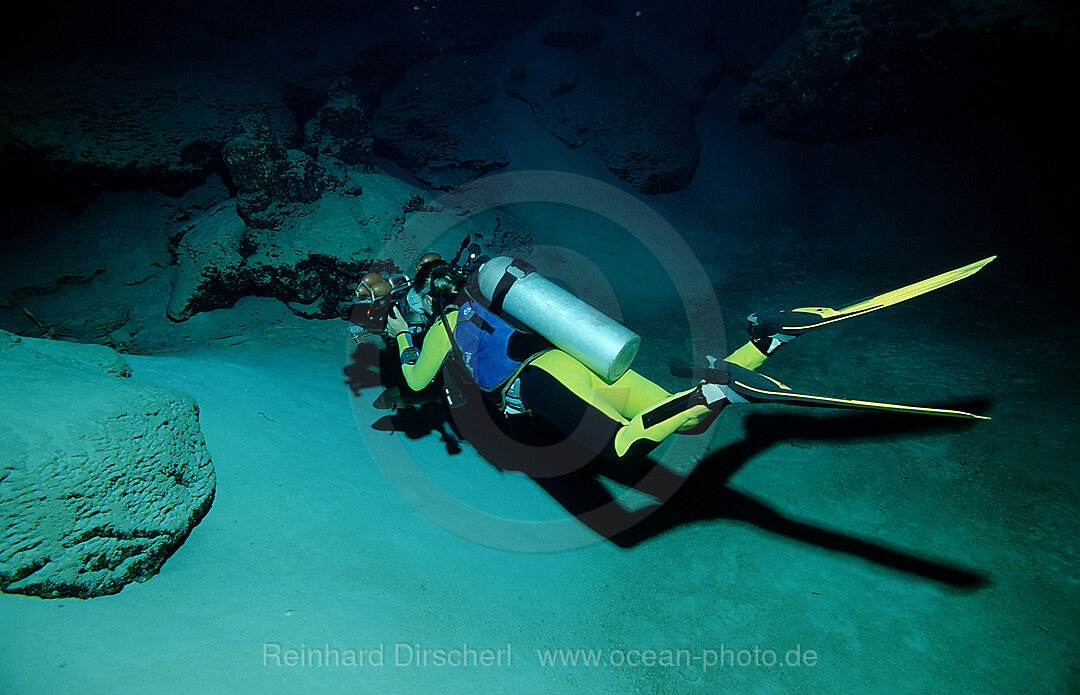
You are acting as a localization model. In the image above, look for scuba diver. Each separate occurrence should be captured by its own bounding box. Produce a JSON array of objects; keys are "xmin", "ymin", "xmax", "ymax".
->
[{"xmin": 352, "ymin": 242, "xmax": 993, "ymax": 462}]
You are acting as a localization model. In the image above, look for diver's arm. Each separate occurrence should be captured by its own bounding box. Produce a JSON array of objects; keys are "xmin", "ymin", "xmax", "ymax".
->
[{"xmin": 393, "ymin": 310, "xmax": 457, "ymax": 391}]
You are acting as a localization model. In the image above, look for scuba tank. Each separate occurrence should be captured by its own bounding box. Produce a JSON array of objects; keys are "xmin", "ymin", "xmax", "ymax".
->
[{"xmin": 476, "ymin": 256, "xmax": 641, "ymax": 383}]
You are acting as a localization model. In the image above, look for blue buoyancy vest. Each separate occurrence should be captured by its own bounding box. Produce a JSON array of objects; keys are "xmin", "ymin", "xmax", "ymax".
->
[{"xmin": 452, "ymin": 300, "xmax": 524, "ymax": 391}]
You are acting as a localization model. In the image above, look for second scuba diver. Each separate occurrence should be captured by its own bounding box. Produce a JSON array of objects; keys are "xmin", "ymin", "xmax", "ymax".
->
[{"xmin": 358, "ymin": 246, "xmax": 994, "ymax": 462}]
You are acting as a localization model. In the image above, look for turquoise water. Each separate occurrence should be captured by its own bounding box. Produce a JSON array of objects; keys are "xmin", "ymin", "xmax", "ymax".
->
[{"xmin": 0, "ymin": 2, "xmax": 1076, "ymax": 693}]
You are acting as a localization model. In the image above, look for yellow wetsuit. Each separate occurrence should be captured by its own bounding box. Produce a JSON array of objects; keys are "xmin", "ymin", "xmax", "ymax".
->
[
  {"xmin": 395, "ymin": 308, "xmax": 770, "ymax": 458},
  {"xmin": 392, "ymin": 254, "xmax": 995, "ymax": 454}
]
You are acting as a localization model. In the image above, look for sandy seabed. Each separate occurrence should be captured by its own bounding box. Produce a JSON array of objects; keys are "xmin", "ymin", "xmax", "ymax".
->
[{"xmin": 2, "ymin": 82, "xmax": 1077, "ymax": 694}]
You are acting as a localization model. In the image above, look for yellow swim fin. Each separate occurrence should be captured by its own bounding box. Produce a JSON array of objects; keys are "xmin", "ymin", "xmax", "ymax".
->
[
  {"xmin": 748, "ymin": 256, "xmax": 996, "ymax": 346},
  {"xmin": 714, "ymin": 362, "xmax": 989, "ymax": 420}
]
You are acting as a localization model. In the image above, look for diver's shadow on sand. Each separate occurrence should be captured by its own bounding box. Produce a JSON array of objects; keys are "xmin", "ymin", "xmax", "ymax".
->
[
  {"xmin": 534, "ymin": 405, "xmax": 994, "ymax": 590},
  {"xmin": 347, "ymin": 342, "xmax": 466, "ymax": 453},
  {"xmin": 347, "ymin": 344, "xmax": 990, "ymax": 588},
  {"xmin": 371, "ymin": 402, "xmax": 463, "ymax": 455},
  {"xmin": 345, "ymin": 340, "xmax": 393, "ymax": 393}
]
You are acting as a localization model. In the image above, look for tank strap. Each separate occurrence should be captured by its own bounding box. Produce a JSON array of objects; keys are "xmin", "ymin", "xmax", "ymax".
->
[{"xmin": 489, "ymin": 258, "xmax": 536, "ymax": 315}]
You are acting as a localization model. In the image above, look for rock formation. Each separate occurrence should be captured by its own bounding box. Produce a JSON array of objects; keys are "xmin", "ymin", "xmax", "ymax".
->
[
  {"xmin": 374, "ymin": 54, "xmax": 512, "ymax": 191},
  {"xmin": 740, "ymin": 0, "xmax": 1079, "ymax": 141},
  {"xmin": 507, "ymin": 47, "xmax": 702, "ymax": 193},
  {"xmin": 0, "ymin": 330, "xmax": 216, "ymax": 598}
]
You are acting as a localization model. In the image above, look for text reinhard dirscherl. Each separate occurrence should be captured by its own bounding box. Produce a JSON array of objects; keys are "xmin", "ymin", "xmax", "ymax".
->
[{"xmin": 263, "ymin": 643, "xmax": 512, "ymax": 668}]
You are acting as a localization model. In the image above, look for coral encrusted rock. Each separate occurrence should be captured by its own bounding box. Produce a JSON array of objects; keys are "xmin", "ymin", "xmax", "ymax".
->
[
  {"xmin": 0, "ymin": 330, "xmax": 216, "ymax": 598},
  {"xmin": 167, "ymin": 172, "xmax": 425, "ymax": 321}
]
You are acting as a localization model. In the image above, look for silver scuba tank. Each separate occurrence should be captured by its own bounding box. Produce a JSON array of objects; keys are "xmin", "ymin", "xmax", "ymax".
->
[{"xmin": 476, "ymin": 256, "xmax": 641, "ymax": 383}]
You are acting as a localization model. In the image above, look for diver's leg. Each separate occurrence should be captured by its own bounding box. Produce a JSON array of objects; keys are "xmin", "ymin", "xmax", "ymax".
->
[
  {"xmin": 528, "ymin": 351, "xmax": 634, "ymax": 422},
  {"xmin": 599, "ymin": 367, "xmax": 719, "ymax": 434},
  {"xmin": 725, "ymin": 339, "xmax": 770, "ymax": 371},
  {"xmin": 527, "ymin": 351, "xmax": 717, "ymax": 459},
  {"xmin": 595, "ymin": 367, "xmax": 672, "ymax": 418},
  {"xmin": 531, "ymin": 349, "xmax": 719, "ymax": 432},
  {"xmin": 616, "ymin": 355, "xmax": 989, "ymax": 456},
  {"xmin": 611, "ymin": 387, "xmax": 715, "ymax": 457},
  {"xmin": 517, "ymin": 364, "xmax": 626, "ymax": 460}
]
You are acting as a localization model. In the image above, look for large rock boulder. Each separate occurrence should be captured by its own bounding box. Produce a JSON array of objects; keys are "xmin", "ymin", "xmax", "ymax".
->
[
  {"xmin": 506, "ymin": 46, "xmax": 701, "ymax": 193},
  {"xmin": 167, "ymin": 169, "xmax": 538, "ymax": 321},
  {"xmin": 0, "ymin": 330, "xmax": 215, "ymax": 598},
  {"xmin": 222, "ymin": 113, "xmax": 323, "ymax": 229},
  {"xmin": 303, "ymin": 87, "xmax": 374, "ymax": 167},
  {"xmin": 739, "ymin": 0, "xmax": 1080, "ymax": 141},
  {"xmin": 167, "ymin": 172, "xmax": 427, "ymax": 321},
  {"xmin": 373, "ymin": 54, "xmax": 511, "ymax": 190},
  {"xmin": 166, "ymin": 200, "xmax": 251, "ymax": 321}
]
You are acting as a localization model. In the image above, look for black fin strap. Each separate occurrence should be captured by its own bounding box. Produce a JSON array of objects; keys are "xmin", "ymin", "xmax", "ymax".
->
[
  {"xmin": 669, "ymin": 358, "xmax": 730, "ymax": 384},
  {"xmin": 642, "ymin": 392, "xmax": 702, "ymax": 429},
  {"xmin": 489, "ymin": 258, "xmax": 535, "ymax": 315}
]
